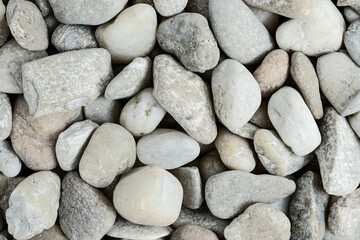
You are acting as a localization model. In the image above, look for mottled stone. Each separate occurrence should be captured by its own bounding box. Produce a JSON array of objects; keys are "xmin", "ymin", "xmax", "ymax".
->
[
  {"xmin": 0, "ymin": 174, "xmax": 25, "ymax": 212},
  {"xmin": 348, "ymin": 111, "xmax": 360, "ymax": 138},
  {"xmin": 30, "ymin": 0, "xmax": 51, "ymax": 17},
  {"xmin": 345, "ymin": 20, "xmax": 360, "ymax": 67},
  {"xmin": 0, "ymin": 93, "xmax": 11, "ymax": 140},
  {"xmin": 29, "ymin": 225, "xmax": 68, "ymax": 240},
  {"xmin": 250, "ymin": 101, "xmax": 273, "ymax": 129},
  {"xmin": 0, "ymin": 0, "xmax": 10, "ymax": 47},
  {"xmin": 171, "ymin": 224, "xmax": 218, "ymax": 240},
  {"xmin": 154, "ymin": 0, "xmax": 187, "ymax": 17},
  {"xmin": 84, "ymin": 95, "xmax": 121, "ymax": 124},
  {"xmin": 186, "ymin": 0, "xmax": 209, "ymax": 19},
  {"xmin": 249, "ymin": 6, "xmax": 280, "ymax": 33},
  {"xmin": 0, "ymin": 140, "xmax": 21, "ymax": 177},
  {"xmin": 199, "ymin": 151, "xmax": 227, "ymax": 183},
  {"xmin": 344, "ymin": 7, "xmax": 360, "ymax": 23}
]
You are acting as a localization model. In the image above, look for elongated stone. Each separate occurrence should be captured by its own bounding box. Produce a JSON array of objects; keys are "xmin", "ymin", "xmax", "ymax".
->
[
  {"xmin": 172, "ymin": 224, "xmax": 219, "ymax": 240},
  {"xmin": 0, "ymin": 140, "xmax": 21, "ymax": 178},
  {"xmin": 199, "ymin": 151, "xmax": 227, "ymax": 183},
  {"xmin": 0, "ymin": 93, "xmax": 11, "ymax": 140},
  {"xmin": 345, "ymin": 20, "xmax": 360, "ymax": 67},
  {"xmin": 0, "ymin": 0, "xmax": 9, "ymax": 47}
]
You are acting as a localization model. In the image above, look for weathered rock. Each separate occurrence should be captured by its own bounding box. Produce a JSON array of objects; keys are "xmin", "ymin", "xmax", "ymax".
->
[
  {"xmin": 0, "ymin": 140, "xmax": 21, "ymax": 177},
  {"xmin": 154, "ymin": 0, "xmax": 187, "ymax": 17},
  {"xmin": 186, "ymin": 0, "xmax": 210, "ymax": 19},
  {"xmin": 30, "ymin": 0, "xmax": 51, "ymax": 17},
  {"xmin": 348, "ymin": 111, "xmax": 360, "ymax": 138},
  {"xmin": 249, "ymin": 6, "xmax": 280, "ymax": 33},
  {"xmin": 199, "ymin": 151, "xmax": 227, "ymax": 183},
  {"xmin": 344, "ymin": 7, "xmax": 360, "ymax": 23},
  {"xmin": 345, "ymin": 20, "xmax": 360, "ymax": 67},
  {"xmin": 29, "ymin": 224, "xmax": 68, "ymax": 240},
  {"xmin": 0, "ymin": 174, "xmax": 25, "ymax": 212},
  {"xmin": 83, "ymin": 95, "xmax": 122, "ymax": 124},
  {"xmin": 0, "ymin": 93, "xmax": 11, "ymax": 140},
  {"xmin": 171, "ymin": 224, "xmax": 218, "ymax": 240},
  {"xmin": 153, "ymin": 54, "xmax": 217, "ymax": 144},
  {"xmin": 250, "ymin": 101, "xmax": 273, "ymax": 129},
  {"xmin": 0, "ymin": 0, "xmax": 10, "ymax": 47}
]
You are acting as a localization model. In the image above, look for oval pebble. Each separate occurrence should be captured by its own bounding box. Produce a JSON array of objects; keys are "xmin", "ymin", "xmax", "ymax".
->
[
  {"xmin": 0, "ymin": 140, "xmax": 21, "ymax": 178},
  {"xmin": 0, "ymin": 93, "xmax": 11, "ymax": 140},
  {"xmin": 171, "ymin": 224, "xmax": 219, "ymax": 240},
  {"xmin": 154, "ymin": 0, "xmax": 187, "ymax": 17},
  {"xmin": 344, "ymin": 6, "xmax": 360, "ymax": 23}
]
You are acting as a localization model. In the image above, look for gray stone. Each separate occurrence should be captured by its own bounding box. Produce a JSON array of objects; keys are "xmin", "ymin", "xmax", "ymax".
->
[
  {"xmin": 30, "ymin": 0, "xmax": 51, "ymax": 17},
  {"xmin": 0, "ymin": 0, "xmax": 9, "ymax": 47},
  {"xmin": 0, "ymin": 93, "xmax": 11, "ymax": 140},
  {"xmin": 154, "ymin": 0, "xmax": 187, "ymax": 17},
  {"xmin": 186, "ymin": 0, "xmax": 209, "ymax": 19},
  {"xmin": 45, "ymin": 14, "xmax": 59, "ymax": 35},
  {"xmin": 338, "ymin": 0, "xmax": 360, "ymax": 14},
  {"xmin": 348, "ymin": 111, "xmax": 360, "ymax": 138},
  {"xmin": 133, "ymin": 0, "xmax": 154, "ymax": 6},
  {"xmin": 84, "ymin": 95, "xmax": 122, "ymax": 124},
  {"xmin": 171, "ymin": 224, "xmax": 218, "ymax": 240},
  {"xmin": 0, "ymin": 174, "xmax": 25, "ymax": 212},
  {"xmin": 250, "ymin": 101, "xmax": 273, "ymax": 129},
  {"xmin": 29, "ymin": 224, "xmax": 68, "ymax": 240},
  {"xmin": 344, "ymin": 7, "xmax": 360, "ymax": 23},
  {"xmin": 0, "ymin": 140, "xmax": 21, "ymax": 177},
  {"xmin": 249, "ymin": 6, "xmax": 280, "ymax": 33},
  {"xmin": 345, "ymin": 20, "xmax": 360, "ymax": 66},
  {"xmin": 199, "ymin": 151, "xmax": 227, "ymax": 183}
]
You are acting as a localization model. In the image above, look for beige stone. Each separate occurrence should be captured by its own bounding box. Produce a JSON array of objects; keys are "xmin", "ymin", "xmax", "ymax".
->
[
  {"xmin": 171, "ymin": 224, "xmax": 218, "ymax": 240},
  {"xmin": 29, "ymin": 224, "xmax": 68, "ymax": 240},
  {"xmin": 199, "ymin": 151, "xmax": 227, "ymax": 183}
]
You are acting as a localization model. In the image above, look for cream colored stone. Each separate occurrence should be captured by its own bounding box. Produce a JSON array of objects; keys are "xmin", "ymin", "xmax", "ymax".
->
[
  {"xmin": 0, "ymin": 140, "xmax": 21, "ymax": 178},
  {"xmin": 172, "ymin": 224, "xmax": 219, "ymax": 240},
  {"xmin": 0, "ymin": 93, "xmax": 11, "ymax": 140},
  {"xmin": 154, "ymin": 0, "xmax": 187, "ymax": 17}
]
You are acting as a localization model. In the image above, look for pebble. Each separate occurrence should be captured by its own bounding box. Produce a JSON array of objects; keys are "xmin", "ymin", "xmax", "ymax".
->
[
  {"xmin": 224, "ymin": 203, "xmax": 291, "ymax": 240},
  {"xmin": 0, "ymin": 140, "xmax": 21, "ymax": 177},
  {"xmin": 48, "ymin": 0, "xmax": 127, "ymax": 25},
  {"xmin": 186, "ymin": 0, "xmax": 209, "ymax": 19},
  {"xmin": 44, "ymin": 14, "xmax": 59, "ymax": 35},
  {"xmin": 344, "ymin": 7, "xmax": 360, "ymax": 23},
  {"xmin": 56, "ymin": 120, "xmax": 98, "ymax": 171},
  {"xmin": 211, "ymin": 59, "xmax": 261, "ymax": 134},
  {"xmin": 290, "ymin": 171, "xmax": 329, "ymax": 240},
  {"xmin": 0, "ymin": 174, "xmax": 25, "ymax": 212},
  {"xmin": 209, "ymin": 0, "xmax": 274, "ymax": 64},
  {"xmin": 133, "ymin": 0, "xmax": 154, "ymax": 6},
  {"xmin": 22, "ymin": 48, "xmax": 113, "ymax": 118},
  {"xmin": 249, "ymin": 6, "xmax": 280, "ymax": 33},
  {"xmin": 95, "ymin": 4, "xmax": 157, "ymax": 64},
  {"xmin": 137, "ymin": 129, "xmax": 200, "ymax": 169},
  {"xmin": 0, "ymin": 93, "xmax": 11, "ymax": 140},
  {"xmin": 215, "ymin": 127, "xmax": 256, "ymax": 172},
  {"xmin": 154, "ymin": 0, "xmax": 187, "ymax": 17},
  {"xmin": 0, "ymin": 0, "xmax": 9, "ymax": 47},
  {"xmin": 84, "ymin": 95, "xmax": 122, "ymax": 124},
  {"xmin": 120, "ymin": 88, "xmax": 166, "ymax": 137},
  {"xmin": 105, "ymin": 57, "xmax": 152, "ymax": 100},
  {"xmin": 59, "ymin": 172, "xmax": 116, "ymax": 240},
  {"xmin": 171, "ymin": 224, "xmax": 218, "ymax": 240},
  {"xmin": 348, "ymin": 111, "xmax": 360, "ymax": 138},
  {"xmin": 153, "ymin": 54, "xmax": 217, "ymax": 144},
  {"xmin": 315, "ymin": 107, "xmax": 360, "ymax": 196},
  {"xmin": 7, "ymin": 0, "xmax": 48, "ymax": 51},
  {"xmin": 199, "ymin": 151, "xmax": 227, "ymax": 183},
  {"xmin": 338, "ymin": 0, "xmax": 360, "ymax": 13},
  {"xmin": 51, "ymin": 24, "xmax": 98, "ymax": 52},
  {"xmin": 113, "ymin": 165, "xmax": 183, "ymax": 226},
  {"xmin": 29, "ymin": 224, "xmax": 68, "ymax": 240},
  {"xmin": 30, "ymin": 0, "xmax": 52, "ymax": 17},
  {"xmin": 268, "ymin": 86, "xmax": 321, "ymax": 156},
  {"xmin": 250, "ymin": 101, "xmax": 273, "ymax": 129},
  {"xmin": 345, "ymin": 20, "xmax": 360, "ymax": 67},
  {"xmin": 291, "ymin": 52, "xmax": 324, "ymax": 119},
  {"xmin": 6, "ymin": 171, "xmax": 61, "ymax": 240},
  {"xmin": 234, "ymin": 122, "xmax": 259, "ymax": 140},
  {"xmin": 0, "ymin": 39, "xmax": 47, "ymax": 94},
  {"xmin": 157, "ymin": 13, "xmax": 219, "ymax": 73},
  {"xmin": 79, "ymin": 123, "xmax": 136, "ymax": 188},
  {"xmin": 11, "ymin": 96, "xmax": 82, "ymax": 170},
  {"xmin": 205, "ymin": 170, "xmax": 296, "ymax": 219}
]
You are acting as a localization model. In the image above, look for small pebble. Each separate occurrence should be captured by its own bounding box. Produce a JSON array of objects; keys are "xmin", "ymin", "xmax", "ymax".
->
[
  {"xmin": 0, "ymin": 0, "xmax": 9, "ymax": 47},
  {"xmin": 154, "ymin": 0, "xmax": 187, "ymax": 17},
  {"xmin": 30, "ymin": 0, "xmax": 52, "ymax": 17},
  {"xmin": 250, "ymin": 101, "xmax": 273, "ymax": 129},
  {"xmin": 345, "ymin": 20, "xmax": 360, "ymax": 66},
  {"xmin": 84, "ymin": 95, "xmax": 122, "ymax": 124},
  {"xmin": 186, "ymin": 0, "xmax": 209, "ymax": 19},
  {"xmin": 0, "ymin": 140, "xmax": 21, "ymax": 177},
  {"xmin": 234, "ymin": 122, "xmax": 259, "ymax": 140},
  {"xmin": 249, "ymin": 6, "xmax": 280, "ymax": 33},
  {"xmin": 199, "ymin": 151, "xmax": 227, "ymax": 183},
  {"xmin": 0, "ymin": 93, "xmax": 11, "ymax": 140},
  {"xmin": 29, "ymin": 224, "xmax": 68, "ymax": 240},
  {"xmin": 133, "ymin": 0, "xmax": 154, "ymax": 6},
  {"xmin": 171, "ymin": 224, "xmax": 218, "ymax": 240},
  {"xmin": 344, "ymin": 6, "xmax": 360, "ymax": 23},
  {"xmin": 338, "ymin": 0, "xmax": 360, "ymax": 13},
  {"xmin": 44, "ymin": 14, "xmax": 59, "ymax": 34},
  {"xmin": 0, "ymin": 174, "xmax": 25, "ymax": 212},
  {"xmin": 348, "ymin": 111, "xmax": 360, "ymax": 138}
]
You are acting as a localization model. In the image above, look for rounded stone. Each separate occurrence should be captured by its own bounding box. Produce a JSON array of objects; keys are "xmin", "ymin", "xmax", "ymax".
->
[
  {"xmin": 171, "ymin": 224, "xmax": 219, "ymax": 240},
  {"xmin": 249, "ymin": 6, "xmax": 280, "ymax": 33},
  {"xmin": 344, "ymin": 7, "xmax": 360, "ymax": 23},
  {"xmin": 0, "ymin": 174, "xmax": 25, "ymax": 212},
  {"xmin": 345, "ymin": 20, "xmax": 360, "ymax": 67},
  {"xmin": 83, "ymin": 95, "xmax": 122, "ymax": 124},
  {"xmin": 154, "ymin": 0, "xmax": 187, "ymax": 17},
  {"xmin": 0, "ymin": 0, "xmax": 10, "ymax": 47},
  {"xmin": 199, "ymin": 151, "xmax": 227, "ymax": 183},
  {"xmin": 250, "ymin": 101, "xmax": 273, "ymax": 129},
  {"xmin": 29, "ymin": 224, "xmax": 68, "ymax": 240},
  {"xmin": 186, "ymin": 0, "xmax": 210, "ymax": 19},
  {"xmin": 0, "ymin": 140, "xmax": 22, "ymax": 178},
  {"xmin": 0, "ymin": 93, "xmax": 11, "ymax": 140}
]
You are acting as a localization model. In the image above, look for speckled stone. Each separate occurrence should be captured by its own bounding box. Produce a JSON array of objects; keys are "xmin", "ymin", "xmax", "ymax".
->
[
  {"xmin": 0, "ymin": 140, "xmax": 21, "ymax": 178},
  {"xmin": 84, "ymin": 95, "xmax": 122, "ymax": 124},
  {"xmin": 29, "ymin": 224, "xmax": 68, "ymax": 240},
  {"xmin": 0, "ymin": 0, "xmax": 10, "ymax": 47},
  {"xmin": 154, "ymin": 0, "xmax": 187, "ymax": 17},
  {"xmin": 186, "ymin": 0, "xmax": 210, "ymax": 19},
  {"xmin": 199, "ymin": 151, "xmax": 227, "ymax": 183},
  {"xmin": 345, "ymin": 20, "xmax": 360, "ymax": 66},
  {"xmin": 250, "ymin": 101, "xmax": 273, "ymax": 129},
  {"xmin": 0, "ymin": 174, "xmax": 25, "ymax": 212},
  {"xmin": 0, "ymin": 93, "xmax": 11, "ymax": 140},
  {"xmin": 249, "ymin": 6, "xmax": 280, "ymax": 33},
  {"xmin": 171, "ymin": 224, "xmax": 218, "ymax": 240}
]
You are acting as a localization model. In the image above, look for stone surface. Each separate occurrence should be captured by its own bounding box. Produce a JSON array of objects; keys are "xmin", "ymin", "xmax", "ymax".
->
[
  {"xmin": 224, "ymin": 203, "xmax": 291, "ymax": 240},
  {"xmin": 133, "ymin": 0, "xmax": 154, "ymax": 6},
  {"xmin": 205, "ymin": 170, "xmax": 296, "ymax": 219},
  {"xmin": 153, "ymin": 55, "xmax": 217, "ymax": 144},
  {"xmin": 344, "ymin": 7, "xmax": 360, "ymax": 23},
  {"xmin": 290, "ymin": 171, "xmax": 329, "ymax": 240},
  {"xmin": 30, "ymin": 0, "xmax": 51, "ymax": 17},
  {"xmin": 157, "ymin": 13, "xmax": 219, "ymax": 73},
  {"xmin": 0, "ymin": 174, "xmax": 25, "ymax": 212},
  {"xmin": 23, "ymin": 48, "xmax": 113, "ymax": 118},
  {"xmin": 345, "ymin": 20, "xmax": 360, "ymax": 67},
  {"xmin": 209, "ymin": 0, "xmax": 274, "ymax": 64},
  {"xmin": 96, "ymin": 4, "xmax": 157, "ymax": 64},
  {"xmin": 186, "ymin": 0, "xmax": 210, "ymax": 19},
  {"xmin": 234, "ymin": 122, "xmax": 259, "ymax": 140},
  {"xmin": 137, "ymin": 129, "xmax": 200, "ymax": 169},
  {"xmin": 0, "ymin": 93, "xmax": 11, "ymax": 140},
  {"xmin": 154, "ymin": 0, "xmax": 187, "ymax": 17},
  {"xmin": 0, "ymin": 0, "xmax": 9, "ymax": 47},
  {"xmin": 171, "ymin": 224, "xmax": 218, "ymax": 240},
  {"xmin": 59, "ymin": 172, "xmax": 116, "ymax": 240},
  {"xmin": 0, "ymin": 140, "xmax": 21, "ymax": 177},
  {"xmin": 268, "ymin": 86, "xmax": 321, "ymax": 156},
  {"xmin": 45, "ymin": 14, "xmax": 59, "ymax": 34},
  {"xmin": 249, "ymin": 6, "xmax": 279, "ymax": 33},
  {"xmin": 315, "ymin": 107, "xmax": 360, "ymax": 196},
  {"xmin": 199, "ymin": 151, "xmax": 227, "ymax": 183},
  {"xmin": 349, "ymin": 111, "xmax": 360, "ymax": 138},
  {"xmin": 6, "ymin": 171, "xmax": 61, "ymax": 240},
  {"xmin": 250, "ymin": 101, "xmax": 273, "ymax": 129},
  {"xmin": 338, "ymin": 0, "xmax": 360, "ymax": 13},
  {"xmin": 29, "ymin": 224, "xmax": 68, "ymax": 240},
  {"xmin": 84, "ymin": 95, "xmax": 122, "ymax": 124}
]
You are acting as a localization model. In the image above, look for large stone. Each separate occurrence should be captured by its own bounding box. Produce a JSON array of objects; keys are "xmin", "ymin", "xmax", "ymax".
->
[
  {"xmin": 0, "ymin": 0, "xmax": 10, "ymax": 47},
  {"xmin": 83, "ymin": 95, "xmax": 122, "ymax": 124},
  {"xmin": 345, "ymin": 20, "xmax": 360, "ymax": 67},
  {"xmin": 29, "ymin": 224, "xmax": 68, "ymax": 240},
  {"xmin": 154, "ymin": 0, "xmax": 187, "ymax": 17},
  {"xmin": 0, "ymin": 93, "xmax": 11, "ymax": 140},
  {"xmin": 0, "ymin": 174, "xmax": 25, "ymax": 212},
  {"xmin": 0, "ymin": 140, "xmax": 21, "ymax": 177},
  {"xmin": 199, "ymin": 151, "xmax": 227, "ymax": 183},
  {"xmin": 171, "ymin": 224, "xmax": 219, "ymax": 240}
]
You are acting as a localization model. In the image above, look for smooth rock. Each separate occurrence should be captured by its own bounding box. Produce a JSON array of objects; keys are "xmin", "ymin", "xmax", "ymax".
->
[
  {"xmin": 153, "ymin": 55, "xmax": 217, "ymax": 144},
  {"xmin": 0, "ymin": 93, "xmax": 11, "ymax": 140},
  {"xmin": 59, "ymin": 172, "xmax": 116, "ymax": 240},
  {"xmin": 199, "ymin": 151, "xmax": 227, "ymax": 183},
  {"xmin": 0, "ymin": 140, "xmax": 21, "ymax": 177},
  {"xmin": 45, "ymin": 14, "xmax": 59, "ymax": 34},
  {"xmin": 270, "ymin": 190, "xmax": 292, "ymax": 217},
  {"xmin": 96, "ymin": 4, "xmax": 157, "ymax": 64},
  {"xmin": 250, "ymin": 101, "xmax": 273, "ymax": 129},
  {"xmin": 157, "ymin": 13, "xmax": 219, "ymax": 73},
  {"xmin": 29, "ymin": 225, "xmax": 68, "ymax": 240},
  {"xmin": 22, "ymin": 48, "xmax": 113, "ymax": 118},
  {"xmin": 137, "ymin": 129, "xmax": 200, "ymax": 169},
  {"xmin": 186, "ymin": 0, "xmax": 210, "ymax": 19},
  {"xmin": 154, "ymin": 0, "xmax": 187, "ymax": 17},
  {"xmin": 7, "ymin": 0, "xmax": 48, "ymax": 51},
  {"xmin": 249, "ymin": 6, "xmax": 280, "ymax": 33},
  {"xmin": 234, "ymin": 122, "xmax": 259, "ymax": 140},
  {"xmin": 0, "ymin": 0, "xmax": 9, "ymax": 47},
  {"xmin": 345, "ymin": 20, "xmax": 360, "ymax": 67},
  {"xmin": 315, "ymin": 107, "xmax": 360, "ymax": 196},
  {"xmin": 205, "ymin": 170, "xmax": 296, "ymax": 219},
  {"xmin": 113, "ymin": 165, "xmax": 183, "ymax": 226},
  {"xmin": 338, "ymin": 0, "xmax": 360, "ymax": 13},
  {"xmin": 84, "ymin": 95, "xmax": 121, "ymax": 124},
  {"xmin": 0, "ymin": 174, "xmax": 25, "ymax": 212},
  {"xmin": 133, "ymin": 0, "xmax": 154, "ymax": 6},
  {"xmin": 224, "ymin": 203, "xmax": 291, "ymax": 240},
  {"xmin": 171, "ymin": 224, "xmax": 218, "ymax": 240},
  {"xmin": 348, "ymin": 111, "xmax": 360, "ymax": 138},
  {"xmin": 30, "ymin": 0, "xmax": 51, "ymax": 17},
  {"xmin": 6, "ymin": 171, "xmax": 61, "ymax": 240},
  {"xmin": 268, "ymin": 86, "xmax": 321, "ymax": 156},
  {"xmin": 344, "ymin": 7, "xmax": 360, "ymax": 23}
]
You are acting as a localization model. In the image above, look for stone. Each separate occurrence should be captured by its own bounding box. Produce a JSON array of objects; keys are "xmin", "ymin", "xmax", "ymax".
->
[
  {"xmin": 171, "ymin": 224, "xmax": 218, "ymax": 240},
  {"xmin": 349, "ymin": 111, "xmax": 360, "ymax": 138},
  {"xmin": 234, "ymin": 122, "xmax": 259, "ymax": 140},
  {"xmin": 290, "ymin": 171, "xmax": 329, "ymax": 240},
  {"xmin": 0, "ymin": 174, "xmax": 25, "ymax": 212},
  {"xmin": 96, "ymin": 4, "xmax": 157, "ymax": 64},
  {"xmin": 48, "ymin": 0, "xmax": 127, "ymax": 25},
  {"xmin": 186, "ymin": 0, "xmax": 210, "ymax": 19},
  {"xmin": 276, "ymin": 0, "xmax": 345, "ymax": 56},
  {"xmin": 107, "ymin": 216, "xmax": 172, "ymax": 239},
  {"xmin": 205, "ymin": 170, "xmax": 296, "ymax": 219},
  {"xmin": 84, "ymin": 95, "xmax": 122, "ymax": 124},
  {"xmin": 224, "ymin": 203, "xmax": 291, "ymax": 240},
  {"xmin": 6, "ymin": 171, "xmax": 61, "ymax": 240},
  {"xmin": 22, "ymin": 48, "xmax": 113, "ymax": 118},
  {"xmin": 59, "ymin": 172, "xmax": 116, "ymax": 240},
  {"xmin": 315, "ymin": 107, "xmax": 360, "ymax": 196},
  {"xmin": 0, "ymin": 0, "xmax": 10, "ymax": 47},
  {"xmin": 0, "ymin": 39, "xmax": 47, "ymax": 94},
  {"xmin": 0, "ymin": 93, "xmax": 11, "ymax": 140},
  {"xmin": 30, "ymin": 0, "xmax": 51, "ymax": 17},
  {"xmin": 250, "ymin": 101, "xmax": 273, "ymax": 129},
  {"xmin": 211, "ymin": 59, "xmax": 261, "ymax": 134},
  {"xmin": 153, "ymin": 55, "xmax": 217, "ymax": 144},
  {"xmin": 215, "ymin": 127, "xmax": 256, "ymax": 172},
  {"xmin": 157, "ymin": 13, "xmax": 219, "ymax": 73},
  {"xmin": 137, "ymin": 129, "xmax": 200, "ymax": 169},
  {"xmin": 120, "ymin": 88, "xmax": 166, "ymax": 137},
  {"xmin": 209, "ymin": 0, "xmax": 274, "ymax": 64},
  {"xmin": 45, "ymin": 14, "xmax": 59, "ymax": 34},
  {"xmin": 253, "ymin": 49, "xmax": 290, "ymax": 98},
  {"xmin": 270, "ymin": 190, "xmax": 292, "ymax": 217},
  {"xmin": 345, "ymin": 20, "xmax": 360, "ymax": 67},
  {"xmin": 7, "ymin": 0, "xmax": 48, "ymax": 51},
  {"xmin": 29, "ymin": 224, "xmax": 68, "ymax": 240},
  {"xmin": 11, "ymin": 96, "xmax": 82, "ymax": 171},
  {"xmin": 154, "ymin": 0, "xmax": 187, "ymax": 17},
  {"xmin": 291, "ymin": 52, "xmax": 324, "ymax": 119},
  {"xmin": 254, "ymin": 129, "xmax": 313, "ymax": 176},
  {"xmin": 0, "ymin": 140, "xmax": 21, "ymax": 177},
  {"xmin": 338, "ymin": 0, "xmax": 360, "ymax": 13},
  {"xmin": 105, "ymin": 57, "xmax": 152, "ymax": 100},
  {"xmin": 79, "ymin": 123, "xmax": 136, "ymax": 188},
  {"xmin": 52, "ymin": 24, "xmax": 98, "ymax": 52},
  {"xmin": 268, "ymin": 86, "xmax": 321, "ymax": 156},
  {"xmin": 324, "ymin": 227, "xmax": 360, "ymax": 240},
  {"xmin": 133, "ymin": 0, "xmax": 154, "ymax": 6},
  {"xmin": 199, "ymin": 151, "xmax": 227, "ymax": 183},
  {"xmin": 249, "ymin": 6, "xmax": 280, "ymax": 33},
  {"xmin": 344, "ymin": 7, "xmax": 360, "ymax": 23},
  {"xmin": 56, "ymin": 120, "xmax": 98, "ymax": 171}
]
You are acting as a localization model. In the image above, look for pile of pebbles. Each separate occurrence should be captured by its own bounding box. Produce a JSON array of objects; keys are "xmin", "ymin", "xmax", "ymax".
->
[{"xmin": 0, "ymin": 0, "xmax": 360, "ymax": 239}]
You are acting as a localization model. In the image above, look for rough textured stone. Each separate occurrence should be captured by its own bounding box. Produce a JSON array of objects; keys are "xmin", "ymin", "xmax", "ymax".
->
[
  {"xmin": 0, "ymin": 93, "xmax": 11, "ymax": 140},
  {"xmin": 29, "ymin": 225, "xmax": 68, "ymax": 240},
  {"xmin": 0, "ymin": 0, "xmax": 10, "ymax": 47},
  {"xmin": 30, "ymin": 0, "xmax": 51, "ymax": 17},
  {"xmin": 84, "ymin": 95, "xmax": 121, "ymax": 124},
  {"xmin": 250, "ymin": 101, "xmax": 273, "ymax": 129},
  {"xmin": 249, "ymin": 6, "xmax": 280, "ymax": 33},
  {"xmin": 186, "ymin": 0, "xmax": 210, "ymax": 19},
  {"xmin": 0, "ymin": 140, "xmax": 21, "ymax": 177},
  {"xmin": 154, "ymin": 0, "xmax": 187, "ymax": 17},
  {"xmin": 0, "ymin": 174, "xmax": 25, "ymax": 212},
  {"xmin": 348, "ymin": 111, "xmax": 360, "ymax": 138},
  {"xmin": 344, "ymin": 7, "xmax": 360, "ymax": 23},
  {"xmin": 199, "ymin": 151, "xmax": 227, "ymax": 183},
  {"xmin": 345, "ymin": 20, "xmax": 360, "ymax": 67},
  {"xmin": 171, "ymin": 224, "xmax": 218, "ymax": 240}
]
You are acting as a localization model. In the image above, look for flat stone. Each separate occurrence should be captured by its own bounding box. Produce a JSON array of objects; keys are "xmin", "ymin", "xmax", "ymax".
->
[
  {"xmin": 199, "ymin": 151, "xmax": 227, "ymax": 183},
  {"xmin": 7, "ymin": 0, "xmax": 48, "ymax": 51},
  {"xmin": 11, "ymin": 96, "xmax": 82, "ymax": 171},
  {"xmin": 157, "ymin": 13, "xmax": 219, "ymax": 73},
  {"xmin": 268, "ymin": 86, "xmax": 321, "ymax": 156},
  {"xmin": 0, "ymin": 93, "xmax": 11, "ymax": 140},
  {"xmin": 224, "ymin": 203, "xmax": 291, "ymax": 240},
  {"xmin": 171, "ymin": 224, "xmax": 218, "ymax": 240},
  {"xmin": 345, "ymin": 20, "xmax": 360, "ymax": 67},
  {"xmin": 113, "ymin": 165, "xmax": 183, "ymax": 226},
  {"xmin": 84, "ymin": 95, "xmax": 122, "ymax": 124},
  {"xmin": 0, "ymin": 0, "xmax": 10, "ymax": 47},
  {"xmin": 250, "ymin": 101, "xmax": 273, "ymax": 129},
  {"xmin": 0, "ymin": 140, "xmax": 21, "ymax": 177},
  {"xmin": 153, "ymin": 54, "xmax": 217, "ymax": 144},
  {"xmin": 212, "ymin": 59, "xmax": 261, "ymax": 134},
  {"xmin": 137, "ymin": 129, "xmax": 200, "ymax": 169},
  {"xmin": 205, "ymin": 170, "xmax": 296, "ymax": 219},
  {"xmin": 0, "ymin": 174, "xmax": 25, "ymax": 212},
  {"xmin": 315, "ymin": 107, "xmax": 360, "ymax": 196},
  {"xmin": 79, "ymin": 123, "xmax": 136, "ymax": 188},
  {"xmin": 348, "ymin": 111, "xmax": 360, "ymax": 138},
  {"xmin": 96, "ymin": 4, "xmax": 157, "ymax": 64},
  {"xmin": 56, "ymin": 120, "xmax": 98, "ymax": 171},
  {"xmin": 344, "ymin": 7, "xmax": 360, "ymax": 23},
  {"xmin": 6, "ymin": 171, "xmax": 61, "ymax": 240},
  {"xmin": 290, "ymin": 171, "xmax": 329, "ymax": 240},
  {"xmin": 29, "ymin": 224, "xmax": 68, "ymax": 240},
  {"xmin": 249, "ymin": 6, "xmax": 280, "ymax": 33},
  {"xmin": 59, "ymin": 172, "xmax": 116, "ymax": 240},
  {"xmin": 154, "ymin": 0, "xmax": 187, "ymax": 17},
  {"xmin": 186, "ymin": 0, "xmax": 210, "ymax": 19},
  {"xmin": 30, "ymin": 0, "xmax": 51, "ymax": 17}
]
